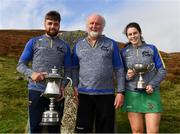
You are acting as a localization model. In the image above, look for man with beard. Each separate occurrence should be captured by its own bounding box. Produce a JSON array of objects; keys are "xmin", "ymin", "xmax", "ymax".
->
[
  {"xmin": 72, "ymin": 14, "xmax": 125, "ymax": 133},
  {"xmin": 17, "ymin": 11, "xmax": 71, "ymax": 133}
]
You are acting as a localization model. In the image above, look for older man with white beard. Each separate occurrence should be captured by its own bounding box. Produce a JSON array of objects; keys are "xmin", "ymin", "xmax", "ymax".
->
[{"xmin": 72, "ymin": 14, "xmax": 125, "ymax": 133}]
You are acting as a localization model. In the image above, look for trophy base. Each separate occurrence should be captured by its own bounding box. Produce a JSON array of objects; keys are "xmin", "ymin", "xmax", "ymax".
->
[
  {"xmin": 40, "ymin": 122, "xmax": 60, "ymax": 126},
  {"xmin": 40, "ymin": 110, "xmax": 60, "ymax": 126},
  {"xmin": 137, "ymin": 81, "xmax": 146, "ymax": 90}
]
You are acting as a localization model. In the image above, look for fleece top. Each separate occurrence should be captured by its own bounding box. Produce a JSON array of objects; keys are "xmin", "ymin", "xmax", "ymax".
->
[
  {"xmin": 121, "ymin": 43, "xmax": 166, "ymax": 91},
  {"xmin": 17, "ymin": 34, "xmax": 71, "ymax": 92},
  {"xmin": 72, "ymin": 35, "xmax": 125, "ymax": 95}
]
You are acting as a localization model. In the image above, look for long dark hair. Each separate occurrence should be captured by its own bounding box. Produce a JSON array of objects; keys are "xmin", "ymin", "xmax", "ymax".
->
[{"xmin": 123, "ymin": 22, "xmax": 145, "ymax": 44}]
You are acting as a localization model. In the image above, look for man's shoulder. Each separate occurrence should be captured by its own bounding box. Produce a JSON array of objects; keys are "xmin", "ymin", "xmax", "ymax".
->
[
  {"xmin": 25, "ymin": 35, "xmax": 44, "ymax": 47},
  {"xmin": 101, "ymin": 35, "xmax": 117, "ymax": 46},
  {"xmin": 76, "ymin": 37, "xmax": 86, "ymax": 43},
  {"xmin": 75, "ymin": 38, "xmax": 86, "ymax": 47},
  {"xmin": 28, "ymin": 35, "xmax": 44, "ymax": 43},
  {"xmin": 101, "ymin": 35, "xmax": 114, "ymax": 41},
  {"xmin": 56, "ymin": 38, "xmax": 71, "ymax": 50},
  {"xmin": 56, "ymin": 36, "xmax": 67, "ymax": 43}
]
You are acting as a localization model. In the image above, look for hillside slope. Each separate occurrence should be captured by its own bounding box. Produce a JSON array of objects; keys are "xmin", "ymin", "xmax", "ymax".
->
[
  {"xmin": 0, "ymin": 30, "xmax": 179, "ymax": 133},
  {"xmin": 0, "ymin": 30, "xmax": 179, "ymax": 81}
]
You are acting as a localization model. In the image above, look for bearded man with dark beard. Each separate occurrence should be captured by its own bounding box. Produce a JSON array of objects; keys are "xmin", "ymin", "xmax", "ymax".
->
[{"xmin": 17, "ymin": 10, "xmax": 72, "ymax": 133}]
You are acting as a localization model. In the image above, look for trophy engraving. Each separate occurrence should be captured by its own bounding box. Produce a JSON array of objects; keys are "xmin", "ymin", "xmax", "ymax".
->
[{"xmin": 40, "ymin": 66, "xmax": 72, "ymax": 126}]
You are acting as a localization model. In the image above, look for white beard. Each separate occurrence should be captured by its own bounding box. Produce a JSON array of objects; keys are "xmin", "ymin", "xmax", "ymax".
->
[{"xmin": 89, "ymin": 31, "xmax": 99, "ymax": 38}]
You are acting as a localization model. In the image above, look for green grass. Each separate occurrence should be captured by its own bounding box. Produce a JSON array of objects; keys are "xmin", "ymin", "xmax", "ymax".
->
[
  {"xmin": 160, "ymin": 81, "xmax": 180, "ymax": 132},
  {"xmin": 0, "ymin": 56, "xmax": 180, "ymax": 133},
  {"xmin": 0, "ymin": 56, "xmax": 28, "ymax": 133}
]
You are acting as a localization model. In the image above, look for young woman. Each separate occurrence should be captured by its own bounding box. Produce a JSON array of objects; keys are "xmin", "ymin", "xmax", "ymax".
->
[{"xmin": 121, "ymin": 22, "xmax": 166, "ymax": 133}]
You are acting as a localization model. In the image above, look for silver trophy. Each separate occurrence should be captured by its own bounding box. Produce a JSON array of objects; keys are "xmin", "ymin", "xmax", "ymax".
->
[
  {"xmin": 132, "ymin": 63, "xmax": 151, "ymax": 90},
  {"xmin": 40, "ymin": 67, "xmax": 72, "ymax": 125}
]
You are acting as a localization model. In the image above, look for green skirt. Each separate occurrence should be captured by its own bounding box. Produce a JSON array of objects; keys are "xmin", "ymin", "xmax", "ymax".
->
[{"xmin": 121, "ymin": 89, "xmax": 163, "ymax": 113}]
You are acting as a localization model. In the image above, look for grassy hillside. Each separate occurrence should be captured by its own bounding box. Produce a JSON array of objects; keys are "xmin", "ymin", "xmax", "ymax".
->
[
  {"xmin": 0, "ymin": 56, "xmax": 180, "ymax": 133},
  {"xmin": 0, "ymin": 56, "xmax": 27, "ymax": 132},
  {"xmin": 0, "ymin": 30, "xmax": 180, "ymax": 132}
]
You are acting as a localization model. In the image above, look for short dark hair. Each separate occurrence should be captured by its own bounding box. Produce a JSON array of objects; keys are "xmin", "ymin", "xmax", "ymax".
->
[{"xmin": 45, "ymin": 10, "xmax": 61, "ymax": 22}]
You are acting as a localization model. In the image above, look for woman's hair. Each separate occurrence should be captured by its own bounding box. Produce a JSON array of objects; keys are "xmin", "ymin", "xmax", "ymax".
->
[
  {"xmin": 123, "ymin": 22, "xmax": 145, "ymax": 43},
  {"xmin": 45, "ymin": 10, "xmax": 61, "ymax": 22}
]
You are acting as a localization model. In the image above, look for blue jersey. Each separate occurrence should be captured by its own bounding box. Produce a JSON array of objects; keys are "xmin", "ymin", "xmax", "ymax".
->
[
  {"xmin": 17, "ymin": 35, "xmax": 71, "ymax": 92},
  {"xmin": 121, "ymin": 43, "xmax": 166, "ymax": 91},
  {"xmin": 72, "ymin": 35, "xmax": 125, "ymax": 95}
]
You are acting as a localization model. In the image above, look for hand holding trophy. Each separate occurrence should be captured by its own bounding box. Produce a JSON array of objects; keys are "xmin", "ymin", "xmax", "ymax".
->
[
  {"xmin": 40, "ymin": 66, "xmax": 72, "ymax": 126},
  {"xmin": 131, "ymin": 63, "xmax": 153, "ymax": 90}
]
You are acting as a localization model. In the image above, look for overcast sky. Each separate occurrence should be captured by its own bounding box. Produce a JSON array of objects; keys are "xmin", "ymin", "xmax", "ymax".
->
[{"xmin": 0, "ymin": 0, "xmax": 179, "ymax": 53}]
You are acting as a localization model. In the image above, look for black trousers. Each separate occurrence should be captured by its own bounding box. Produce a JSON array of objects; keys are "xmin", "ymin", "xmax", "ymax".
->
[
  {"xmin": 28, "ymin": 90, "xmax": 64, "ymax": 133},
  {"xmin": 75, "ymin": 94, "xmax": 115, "ymax": 133}
]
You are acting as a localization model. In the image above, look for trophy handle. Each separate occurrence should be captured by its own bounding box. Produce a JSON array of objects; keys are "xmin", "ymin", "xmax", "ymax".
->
[{"xmin": 66, "ymin": 77, "xmax": 73, "ymax": 87}]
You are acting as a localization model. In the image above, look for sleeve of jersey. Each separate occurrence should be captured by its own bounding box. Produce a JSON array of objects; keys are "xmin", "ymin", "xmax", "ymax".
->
[
  {"xmin": 64, "ymin": 44, "xmax": 72, "ymax": 67},
  {"xmin": 16, "ymin": 39, "xmax": 34, "ymax": 78},
  {"xmin": 62, "ymin": 44, "xmax": 72, "ymax": 87},
  {"xmin": 120, "ymin": 48, "xmax": 131, "ymax": 81},
  {"xmin": 112, "ymin": 42, "xmax": 125, "ymax": 92},
  {"xmin": 148, "ymin": 45, "xmax": 167, "ymax": 88},
  {"xmin": 72, "ymin": 45, "xmax": 79, "ymax": 87}
]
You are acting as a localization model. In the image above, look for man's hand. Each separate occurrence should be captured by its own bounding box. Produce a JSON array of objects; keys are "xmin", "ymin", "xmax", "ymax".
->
[
  {"xmin": 114, "ymin": 93, "xmax": 124, "ymax": 109},
  {"xmin": 56, "ymin": 87, "xmax": 65, "ymax": 101},
  {"xmin": 74, "ymin": 87, "xmax": 79, "ymax": 97},
  {"xmin": 31, "ymin": 72, "xmax": 47, "ymax": 82},
  {"xmin": 73, "ymin": 87, "xmax": 79, "ymax": 104}
]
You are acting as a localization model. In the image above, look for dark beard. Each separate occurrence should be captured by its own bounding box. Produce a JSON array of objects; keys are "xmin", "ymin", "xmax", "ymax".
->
[{"xmin": 46, "ymin": 31, "xmax": 59, "ymax": 37}]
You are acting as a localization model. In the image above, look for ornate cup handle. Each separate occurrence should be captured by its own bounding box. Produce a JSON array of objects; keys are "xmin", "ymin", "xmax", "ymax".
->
[{"xmin": 66, "ymin": 77, "xmax": 73, "ymax": 87}]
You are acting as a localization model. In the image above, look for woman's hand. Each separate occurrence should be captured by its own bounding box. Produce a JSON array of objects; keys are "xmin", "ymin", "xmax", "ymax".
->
[
  {"xmin": 146, "ymin": 85, "xmax": 154, "ymax": 94},
  {"xmin": 127, "ymin": 69, "xmax": 136, "ymax": 80}
]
